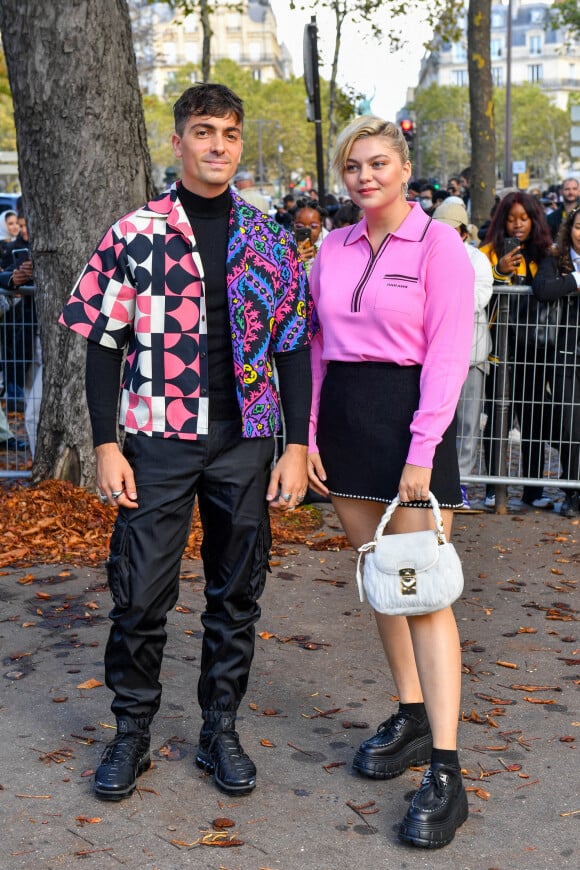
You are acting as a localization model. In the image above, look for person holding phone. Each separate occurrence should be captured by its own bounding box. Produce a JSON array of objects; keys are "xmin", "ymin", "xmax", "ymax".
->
[
  {"xmin": 480, "ymin": 191, "xmax": 553, "ymax": 508},
  {"xmin": 293, "ymin": 205, "xmax": 325, "ymax": 274},
  {"xmin": 532, "ymin": 206, "xmax": 580, "ymax": 516}
]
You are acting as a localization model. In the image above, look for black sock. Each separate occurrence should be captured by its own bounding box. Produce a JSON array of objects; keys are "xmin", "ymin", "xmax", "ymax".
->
[
  {"xmin": 399, "ymin": 701, "xmax": 427, "ymax": 722},
  {"xmin": 431, "ymin": 747, "xmax": 460, "ymax": 770}
]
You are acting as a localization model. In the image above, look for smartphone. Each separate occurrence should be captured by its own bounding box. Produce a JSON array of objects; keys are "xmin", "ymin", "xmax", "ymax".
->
[
  {"xmin": 12, "ymin": 248, "xmax": 30, "ymax": 268},
  {"xmin": 503, "ymin": 237, "xmax": 521, "ymax": 256},
  {"xmin": 294, "ymin": 226, "xmax": 311, "ymax": 244}
]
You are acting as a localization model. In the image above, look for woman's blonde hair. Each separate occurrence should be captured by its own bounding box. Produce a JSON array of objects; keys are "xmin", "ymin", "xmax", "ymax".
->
[{"xmin": 332, "ymin": 115, "xmax": 410, "ymax": 180}]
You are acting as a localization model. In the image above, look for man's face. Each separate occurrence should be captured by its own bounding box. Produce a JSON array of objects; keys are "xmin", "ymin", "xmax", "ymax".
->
[
  {"xmin": 562, "ymin": 179, "xmax": 580, "ymax": 205},
  {"xmin": 172, "ymin": 112, "xmax": 243, "ymax": 197}
]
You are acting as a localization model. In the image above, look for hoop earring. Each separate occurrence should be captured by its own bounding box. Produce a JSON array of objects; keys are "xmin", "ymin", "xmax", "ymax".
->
[{"xmin": 402, "ymin": 181, "xmax": 409, "ymax": 199}]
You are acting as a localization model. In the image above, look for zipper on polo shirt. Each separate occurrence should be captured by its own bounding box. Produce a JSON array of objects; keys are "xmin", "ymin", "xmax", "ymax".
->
[{"xmin": 350, "ymin": 234, "xmax": 392, "ymax": 312}]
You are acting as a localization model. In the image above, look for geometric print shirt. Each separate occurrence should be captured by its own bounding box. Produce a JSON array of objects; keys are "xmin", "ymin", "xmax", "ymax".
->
[{"xmin": 60, "ymin": 184, "xmax": 312, "ymax": 440}]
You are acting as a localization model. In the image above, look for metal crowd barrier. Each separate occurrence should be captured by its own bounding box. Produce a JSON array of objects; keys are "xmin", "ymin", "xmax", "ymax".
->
[
  {"xmin": 3, "ymin": 283, "xmax": 579, "ymax": 505},
  {"xmin": 459, "ymin": 284, "xmax": 580, "ymax": 511},
  {"xmin": 0, "ymin": 286, "xmax": 39, "ymax": 479}
]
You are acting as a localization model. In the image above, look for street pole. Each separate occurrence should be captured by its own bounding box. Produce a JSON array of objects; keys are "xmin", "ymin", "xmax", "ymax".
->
[
  {"xmin": 303, "ymin": 17, "xmax": 326, "ymax": 205},
  {"xmin": 504, "ymin": 0, "xmax": 513, "ymax": 188}
]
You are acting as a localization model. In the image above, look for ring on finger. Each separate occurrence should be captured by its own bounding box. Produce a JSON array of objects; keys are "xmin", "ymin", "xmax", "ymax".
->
[
  {"xmin": 97, "ymin": 491, "xmax": 108, "ymax": 504},
  {"xmin": 281, "ymin": 493, "xmax": 292, "ymax": 503},
  {"xmin": 111, "ymin": 490, "xmax": 123, "ymax": 499}
]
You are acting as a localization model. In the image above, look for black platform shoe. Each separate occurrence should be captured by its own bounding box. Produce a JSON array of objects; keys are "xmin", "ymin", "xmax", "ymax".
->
[
  {"xmin": 398, "ymin": 762, "xmax": 468, "ymax": 848},
  {"xmin": 196, "ymin": 714, "xmax": 256, "ymax": 795},
  {"xmin": 352, "ymin": 710, "xmax": 432, "ymax": 779},
  {"xmin": 94, "ymin": 730, "xmax": 151, "ymax": 801}
]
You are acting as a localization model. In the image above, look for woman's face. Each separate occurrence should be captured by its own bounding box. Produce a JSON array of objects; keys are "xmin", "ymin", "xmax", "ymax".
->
[
  {"xmin": 505, "ymin": 202, "xmax": 532, "ymax": 242},
  {"xmin": 571, "ymin": 213, "xmax": 580, "ymax": 255},
  {"xmin": 5, "ymin": 214, "xmax": 19, "ymax": 237},
  {"xmin": 343, "ymin": 135, "xmax": 411, "ymax": 213},
  {"xmin": 294, "ymin": 207, "xmax": 322, "ymax": 244}
]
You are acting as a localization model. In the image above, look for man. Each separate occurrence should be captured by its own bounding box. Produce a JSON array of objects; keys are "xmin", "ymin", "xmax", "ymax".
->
[
  {"xmin": 234, "ymin": 169, "xmax": 270, "ymax": 213},
  {"xmin": 548, "ymin": 177, "xmax": 580, "ymax": 239},
  {"xmin": 60, "ymin": 84, "xmax": 312, "ymax": 801},
  {"xmin": 447, "ymin": 176, "xmax": 463, "ymax": 198}
]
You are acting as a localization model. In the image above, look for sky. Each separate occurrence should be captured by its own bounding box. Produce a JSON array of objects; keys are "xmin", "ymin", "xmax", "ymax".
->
[{"xmin": 268, "ymin": 1, "xmax": 434, "ymax": 122}]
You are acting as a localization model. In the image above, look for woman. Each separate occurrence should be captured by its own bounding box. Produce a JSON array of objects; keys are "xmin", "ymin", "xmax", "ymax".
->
[
  {"xmin": 480, "ymin": 192, "xmax": 553, "ymax": 509},
  {"xmin": 293, "ymin": 203, "xmax": 326, "ymax": 273},
  {"xmin": 532, "ymin": 206, "xmax": 580, "ymax": 517},
  {"xmin": 307, "ymin": 116, "xmax": 474, "ymax": 849},
  {"xmin": 0, "ymin": 209, "xmax": 19, "ymax": 259}
]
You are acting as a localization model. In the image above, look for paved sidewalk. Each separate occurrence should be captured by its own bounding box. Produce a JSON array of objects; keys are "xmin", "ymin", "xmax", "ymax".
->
[{"xmin": 0, "ymin": 504, "xmax": 578, "ymax": 869}]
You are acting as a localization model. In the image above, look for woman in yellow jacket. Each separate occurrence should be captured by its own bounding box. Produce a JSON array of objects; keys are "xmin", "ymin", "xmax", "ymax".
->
[{"xmin": 480, "ymin": 191, "xmax": 553, "ymax": 508}]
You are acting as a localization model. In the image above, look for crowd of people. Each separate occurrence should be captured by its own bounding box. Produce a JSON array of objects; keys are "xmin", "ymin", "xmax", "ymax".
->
[
  {"xmin": 261, "ymin": 172, "xmax": 580, "ymax": 518},
  {"xmin": 0, "ymin": 199, "xmax": 39, "ymax": 455}
]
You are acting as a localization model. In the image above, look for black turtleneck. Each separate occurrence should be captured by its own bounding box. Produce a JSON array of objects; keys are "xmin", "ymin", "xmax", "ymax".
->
[{"xmin": 177, "ymin": 184, "xmax": 240, "ymax": 422}]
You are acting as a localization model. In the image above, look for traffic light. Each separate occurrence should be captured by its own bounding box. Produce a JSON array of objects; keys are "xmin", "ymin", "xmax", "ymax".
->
[{"xmin": 399, "ymin": 119, "xmax": 415, "ymax": 147}]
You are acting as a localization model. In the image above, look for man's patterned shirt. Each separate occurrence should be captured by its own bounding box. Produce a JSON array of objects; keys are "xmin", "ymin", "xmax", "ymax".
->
[{"xmin": 60, "ymin": 185, "xmax": 311, "ymax": 439}]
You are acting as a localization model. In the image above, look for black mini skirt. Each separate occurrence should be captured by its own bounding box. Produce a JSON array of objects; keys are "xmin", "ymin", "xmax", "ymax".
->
[{"xmin": 316, "ymin": 362, "xmax": 462, "ymax": 508}]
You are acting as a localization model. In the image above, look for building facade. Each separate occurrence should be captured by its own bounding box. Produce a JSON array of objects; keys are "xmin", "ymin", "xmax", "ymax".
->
[
  {"xmin": 130, "ymin": 0, "xmax": 291, "ymax": 97},
  {"xmin": 417, "ymin": 1, "xmax": 578, "ymax": 111}
]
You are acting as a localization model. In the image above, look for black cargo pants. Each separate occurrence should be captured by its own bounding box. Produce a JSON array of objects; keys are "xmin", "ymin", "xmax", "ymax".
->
[{"xmin": 104, "ymin": 422, "xmax": 274, "ymax": 726}]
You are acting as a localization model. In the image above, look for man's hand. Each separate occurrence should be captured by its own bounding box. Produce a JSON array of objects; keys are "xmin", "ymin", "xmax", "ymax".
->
[
  {"xmin": 266, "ymin": 443, "xmax": 308, "ymax": 510},
  {"xmin": 95, "ymin": 442, "xmax": 139, "ymax": 509}
]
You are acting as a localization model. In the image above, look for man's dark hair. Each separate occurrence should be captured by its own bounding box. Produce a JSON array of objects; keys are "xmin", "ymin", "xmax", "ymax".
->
[{"xmin": 173, "ymin": 83, "xmax": 244, "ymax": 135}]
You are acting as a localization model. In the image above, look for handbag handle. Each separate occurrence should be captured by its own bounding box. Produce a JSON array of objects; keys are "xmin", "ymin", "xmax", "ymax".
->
[
  {"xmin": 372, "ymin": 491, "xmax": 447, "ymax": 545},
  {"xmin": 355, "ymin": 490, "xmax": 448, "ymax": 604}
]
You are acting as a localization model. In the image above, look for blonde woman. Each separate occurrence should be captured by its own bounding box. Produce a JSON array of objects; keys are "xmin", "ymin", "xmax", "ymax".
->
[{"xmin": 307, "ymin": 116, "xmax": 474, "ymax": 848}]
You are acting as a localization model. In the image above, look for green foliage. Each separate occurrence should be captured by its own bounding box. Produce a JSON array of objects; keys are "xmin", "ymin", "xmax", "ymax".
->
[
  {"xmin": 548, "ymin": 0, "xmax": 580, "ymax": 40},
  {"xmin": 494, "ymin": 83, "xmax": 570, "ymax": 183},
  {"xmin": 410, "ymin": 81, "xmax": 571, "ymax": 185},
  {"xmin": 409, "ymin": 84, "xmax": 471, "ymax": 181},
  {"xmin": 141, "ymin": 56, "xmax": 356, "ymax": 191},
  {"xmin": 0, "ymin": 49, "xmax": 16, "ymax": 150}
]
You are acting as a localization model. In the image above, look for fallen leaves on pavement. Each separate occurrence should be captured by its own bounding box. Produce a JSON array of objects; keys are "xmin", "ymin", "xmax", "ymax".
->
[{"xmin": 0, "ymin": 480, "xmax": 344, "ymax": 568}]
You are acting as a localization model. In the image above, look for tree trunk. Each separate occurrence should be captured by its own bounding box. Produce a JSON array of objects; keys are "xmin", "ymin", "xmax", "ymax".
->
[
  {"xmin": 200, "ymin": 0, "xmax": 212, "ymax": 83},
  {"xmin": 467, "ymin": 0, "xmax": 496, "ymax": 229},
  {"xmin": 0, "ymin": 0, "xmax": 155, "ymax": 487}
]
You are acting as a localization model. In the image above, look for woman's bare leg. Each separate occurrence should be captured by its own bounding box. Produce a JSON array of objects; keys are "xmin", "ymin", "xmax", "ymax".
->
[
  {"xmin": 333, "ymin": 497, "xmax": 461, "ymax": 747},
  {"xmin": 331, "ymin": 496, "xmax": 423, "ymax": 702}
]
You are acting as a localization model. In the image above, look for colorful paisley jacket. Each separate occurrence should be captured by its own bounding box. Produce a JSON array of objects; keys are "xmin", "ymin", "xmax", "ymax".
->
[{"xmin": 60, "ymin": 185, "xmax": 311, "ymax": 440}]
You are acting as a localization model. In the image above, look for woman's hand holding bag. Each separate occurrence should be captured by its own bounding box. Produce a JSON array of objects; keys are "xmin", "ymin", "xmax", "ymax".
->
[{"xmin": 356, "ymin": 492, "xmax": 464, "ymax": 616}]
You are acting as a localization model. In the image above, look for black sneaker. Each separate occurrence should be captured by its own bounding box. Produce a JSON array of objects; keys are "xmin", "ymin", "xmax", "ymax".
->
[
  {"xmin": 352, "ymin": 710, "xmax": 432, "ymax": 779},
  {"xmin": 196, "ymin": 729, "xmax": 256, "ymax": 795},
  {"xmin": 94, "ymin": 732, "xmax": 151, "ymax": 800},
  {"xmin": 398, "ymin": 762, "xmax": 468, "ymax": 848}
]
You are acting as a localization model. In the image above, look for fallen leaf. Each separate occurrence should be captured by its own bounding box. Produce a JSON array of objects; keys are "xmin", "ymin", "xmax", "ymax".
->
[
  {"xmin": 258, "ymin": 631, "xmax": 276, "ymax": 640},
  {"xmin": 260, "ymin": 738, "xmax": 275, "ymax": 747},
  {"xmin": 76, "ymin": 678, "xmax": 103, "ymax": 690},
  {"xmin": 212, "ymin": 817, "xmax": 235, "ymax": 829},
  {"xmin": 510, "ymin": 684, "xmax": 561, "ymax": 692},
  {"xmin": 465, "ymin": 785, "xmax": 491, "ymax": 800}
]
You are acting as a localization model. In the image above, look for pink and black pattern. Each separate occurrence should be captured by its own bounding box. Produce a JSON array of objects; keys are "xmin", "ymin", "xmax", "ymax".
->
[{"xmin": 60, "ymin": 185, "xmax": 311, "ymax": 440}]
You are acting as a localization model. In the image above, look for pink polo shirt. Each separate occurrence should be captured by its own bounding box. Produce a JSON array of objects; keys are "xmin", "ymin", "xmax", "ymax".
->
[{"xmin": 309, "ymin": 202, "xmax": 474, "ymax": 468}]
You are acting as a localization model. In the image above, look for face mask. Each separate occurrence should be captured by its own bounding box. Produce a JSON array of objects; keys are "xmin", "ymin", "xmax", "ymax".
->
[{"xmin": 420, "ymin": 198, "xmax": 432, "ymax": 210}]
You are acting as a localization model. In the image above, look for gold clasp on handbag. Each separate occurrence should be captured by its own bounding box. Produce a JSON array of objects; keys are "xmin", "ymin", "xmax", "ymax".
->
[{"xmin": 399, "ymin": 567, "xmax": 416, "ymax": 595}]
